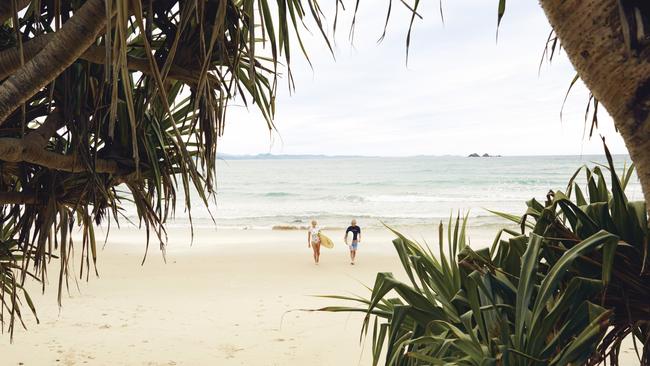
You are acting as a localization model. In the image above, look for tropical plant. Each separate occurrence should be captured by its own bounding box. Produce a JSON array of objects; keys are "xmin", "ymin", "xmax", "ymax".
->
[
  {"xmin": 322, "ymin": 144, "xmax": 648, "ymax": 365},
  {"xmin": 0, "ymin": 0, "xmax": 342, "ymax": 338},
  {"xmin": 0, "ymin": 0, "xmax": 429, "ymax": 340}
]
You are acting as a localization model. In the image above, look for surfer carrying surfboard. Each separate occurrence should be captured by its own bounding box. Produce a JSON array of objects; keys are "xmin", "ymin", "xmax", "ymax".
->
[
  {"xmin": 307, "ymin": 220, "xmax": 322, "ymax": 264},
  {"xmin": 345, "ymin": 219, "xmax": 362, "ymax": 265}
]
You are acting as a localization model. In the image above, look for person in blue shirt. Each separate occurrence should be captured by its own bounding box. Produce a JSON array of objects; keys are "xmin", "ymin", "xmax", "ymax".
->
[{"xmin": 344, "ymin": 219, "xmax": 361, "ymax": 265}]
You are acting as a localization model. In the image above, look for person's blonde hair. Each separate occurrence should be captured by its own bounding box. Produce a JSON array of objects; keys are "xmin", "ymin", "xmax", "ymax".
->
[{"xmin": 311, "ymin": 220, "xmax": 317, "ymax": 226}]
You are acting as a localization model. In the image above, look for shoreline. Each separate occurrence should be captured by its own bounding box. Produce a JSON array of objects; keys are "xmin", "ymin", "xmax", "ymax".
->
[
  {"xmin": 116, "ymin": 213, "xmax": 533, "ymax": 231},
  {"xmin": 92, "ymin": 223, "xmax": 512, "ymax": 250}
]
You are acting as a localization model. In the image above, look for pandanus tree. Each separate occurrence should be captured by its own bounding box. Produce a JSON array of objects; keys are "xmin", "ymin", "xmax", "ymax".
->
[{"xmin": 0, "ymin": 0, "xmax": 344, "ymax": 337}]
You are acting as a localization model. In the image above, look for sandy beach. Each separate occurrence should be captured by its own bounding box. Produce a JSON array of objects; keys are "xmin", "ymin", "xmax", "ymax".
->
[
  {"xmin": 1, "ymin": 227, "xmax": 412, "ymax": 366},
  {"xmin": 2, "ymin": 225, "xmax": 642, "ymax": 365}
]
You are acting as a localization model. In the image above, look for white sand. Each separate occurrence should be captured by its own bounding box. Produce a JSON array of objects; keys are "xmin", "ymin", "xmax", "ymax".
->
[
  {"xmin": 1, "ymin": 226, "xmax": 640, "ymax": 365},
  {"xmin": 1, "ymin": 227, "xmax": 408, "ymax": 366}
]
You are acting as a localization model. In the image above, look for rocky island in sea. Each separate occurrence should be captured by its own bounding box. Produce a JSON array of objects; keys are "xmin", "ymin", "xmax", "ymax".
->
[{"xmin": 468, "ymin": 153, "xmax": 502, "ymax": 157}]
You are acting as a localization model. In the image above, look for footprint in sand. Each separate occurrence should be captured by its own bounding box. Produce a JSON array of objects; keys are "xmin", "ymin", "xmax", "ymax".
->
[
  {"xmin": 62, "ymin": 350, "xmax": 76, "ymax": 366},
  {"xmin": 217, "ymin": 344, "xmax": 244, "ymax": 359}
]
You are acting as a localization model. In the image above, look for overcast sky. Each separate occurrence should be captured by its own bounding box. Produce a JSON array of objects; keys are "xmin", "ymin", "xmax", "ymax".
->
[{"xmin": 217, "ymin": 1, "xmax": 627, "ymax": 157}]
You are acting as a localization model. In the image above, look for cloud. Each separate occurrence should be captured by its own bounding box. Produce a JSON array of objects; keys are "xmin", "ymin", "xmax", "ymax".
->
[{"xmin": 218, "ymin": 1, "xmax": 628, "ymax": 156}]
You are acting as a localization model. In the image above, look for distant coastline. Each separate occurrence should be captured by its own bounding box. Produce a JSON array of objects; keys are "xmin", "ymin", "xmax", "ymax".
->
[{"xmin": 218, "ymin": 153, "xmax": 372, "ymax": 160}]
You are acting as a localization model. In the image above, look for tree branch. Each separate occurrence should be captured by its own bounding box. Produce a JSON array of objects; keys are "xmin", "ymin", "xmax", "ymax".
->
[
  {"xmin": 22, "ymin": 109, "xmax": 63, "ymax": 147},
  {"xmin": 0, "ymin": 110, "xmax": 133, "ymax": 179},
  {"xmin": 81, "ymin": 43, "xmax": 217, "ymax": 86},
  {"xmin": 0, "ymin": 137, "xmax": 125, "ymax": 174},
  {"xmin": 0, "ymin": 0, "xmax": 107, "ymax": 125},
  {"xmin": 0, "ymin": 34, "xmax": 50, "ymax": 81},
  {"xmin": 0, "ymin": 192, "xmax": 39, "ymax": 205},
  {"xmin": 0, "ymin": 34, "xmax": 218, "ymax": 86},
  {"xmin": 0, "ymin": 0, "xmax": 30, "ymax": 24}
]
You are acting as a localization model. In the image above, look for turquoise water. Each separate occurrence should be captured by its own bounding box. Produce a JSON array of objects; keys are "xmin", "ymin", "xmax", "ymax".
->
[{"xmin": 162, "ymin": 155, "xmax": 641, "ymax": 230}]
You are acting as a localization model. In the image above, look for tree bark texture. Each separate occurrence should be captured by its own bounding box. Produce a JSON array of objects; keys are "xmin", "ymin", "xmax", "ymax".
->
[
  {"xmin": 0, "ymin": 0, "xmax": 106, "ymax": 125},
  {"xmin": 540, "ymin": 0, "xmax": 650, "ymax": 215}
]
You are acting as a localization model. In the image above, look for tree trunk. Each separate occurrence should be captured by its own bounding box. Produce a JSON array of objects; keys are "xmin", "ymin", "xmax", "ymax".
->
[
  {"xmin": 539, "ymin": 0, "xmax": 650, "ymax": 215},
  {"xmin": 0, "ymin": 0, "xmax": 106, "ymax": 125}
]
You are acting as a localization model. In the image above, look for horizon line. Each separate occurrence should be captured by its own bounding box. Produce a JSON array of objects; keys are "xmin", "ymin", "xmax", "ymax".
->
[{"xmin": 217, "ymin": 152, "xmax": 631, "ymax": 159}]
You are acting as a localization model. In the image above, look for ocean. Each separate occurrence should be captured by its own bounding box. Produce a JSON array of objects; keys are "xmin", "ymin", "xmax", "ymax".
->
[{"xmin": 150, "ymin": 154, "xmax": 641, "ymax": 232}]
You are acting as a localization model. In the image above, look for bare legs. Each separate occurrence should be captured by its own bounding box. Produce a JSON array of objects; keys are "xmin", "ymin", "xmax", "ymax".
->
[
  {"xmin": 312, "ymin": 243, "xmax": 321, "ymax": 264},
  {"xmin": 349, "ymin": 249, "xmax": 356, "ymax": 265}
]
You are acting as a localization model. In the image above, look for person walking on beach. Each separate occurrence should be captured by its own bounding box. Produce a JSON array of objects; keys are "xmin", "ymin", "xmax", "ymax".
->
[
  {"xmin": 345, "ymin": 219, "xmax": 361, "ymax": 265},
  {"xmin": 307, "ymin": 220, "xmax": 321, "ymax": 264}
]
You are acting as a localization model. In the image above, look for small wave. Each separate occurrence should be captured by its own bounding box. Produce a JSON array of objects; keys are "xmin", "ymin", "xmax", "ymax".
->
[
  {"xmin": 343, "ymin": 195, "xmax": 366, "ymax": 203},
  {"xmin": 337, "ymin": 181, "xmax": 393, "ymax": 187},
  {"xmin": 365, "ymin": 195, "xmax": 523, "ymax": 203},
  {"xmin": 272, "ymin": 225, "xmax": 345, "ymax": 231},
  {"xmin": 318, "ymin": 194, "xmax": 366, "ymax": 203},
  {"xmin": 264, "ymin": 192, "xmax": 294, "ymax": 197},
  {"xmin": 272, "ymin": 225, "xmax": 308, "ymax": 230},
  {"xmin": 366, "ymin": 195, "xmax": 438, "ymax": 203}
]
